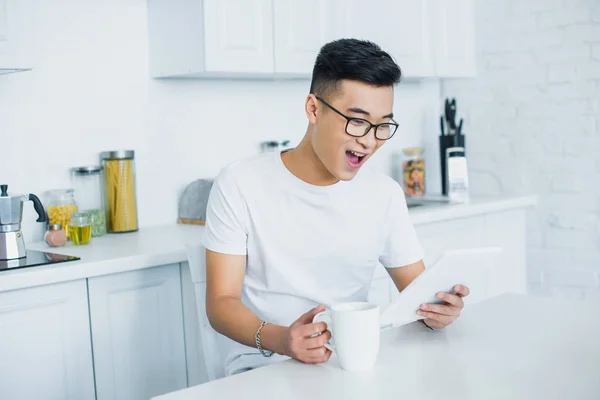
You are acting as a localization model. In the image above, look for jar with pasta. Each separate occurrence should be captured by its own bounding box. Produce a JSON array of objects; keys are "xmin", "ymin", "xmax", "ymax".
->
[
  {"xmin": 402, "ymin": 147, "xmax": 426, "ymax": 197},
  {"xmin": 100, "ymin": 150, "xmax": 139, "ymax": 233},
  {"xmin": 46, "ymin": 189, "xmax": 78, "ymax": 239}
]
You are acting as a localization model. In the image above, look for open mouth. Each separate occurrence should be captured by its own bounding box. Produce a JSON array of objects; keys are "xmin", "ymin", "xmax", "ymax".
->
[{"xmin": 345, "ymin": 150, "xmax": 367, "ymax": 169}]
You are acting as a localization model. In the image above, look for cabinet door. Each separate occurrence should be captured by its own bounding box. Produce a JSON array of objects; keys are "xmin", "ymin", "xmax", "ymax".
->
[
  {"xmin": 88, "ymin": 264, "xmax": 187, "ymax": 400},
  {"xmin": 203, "ymin": 0, "xmax": 274, "ymax": 73},
  {"xmin": 337, "ymin": 0, "xmax": 434, "ymax": 78},
  {"xmin": 430, "ymin": 0, "xmax": 476, "ymax": 77},
  {"xmin": 0, "ymin": 280, "xmax": 95, "ymax": 400},
  {"xmin": 0, "ymin": 0, "xmax": 33, "ymax": 70},
  {"xmin": 273, "ymin": 0, "xmax": 337, "ymax": 74},
  {"xmin": 484, "ymin": 210, "xmax": 527, "ymax": 298}
]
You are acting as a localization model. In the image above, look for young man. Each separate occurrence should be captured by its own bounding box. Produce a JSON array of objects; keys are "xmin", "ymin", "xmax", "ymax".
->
[{"xmin": 203, "ymin": 39, "xmax": 470, "ymax": 376}]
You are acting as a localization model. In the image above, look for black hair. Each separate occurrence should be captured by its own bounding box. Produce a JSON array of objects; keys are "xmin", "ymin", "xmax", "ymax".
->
[{"xmin": 309, "ymin": 38, "xmax": 402, "ymax": 98}]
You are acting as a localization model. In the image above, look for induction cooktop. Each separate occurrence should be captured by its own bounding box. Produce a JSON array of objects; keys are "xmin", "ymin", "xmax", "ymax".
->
[{"xmin": 0, "ymin": 250, "xmax": 80, "ymax": 272}]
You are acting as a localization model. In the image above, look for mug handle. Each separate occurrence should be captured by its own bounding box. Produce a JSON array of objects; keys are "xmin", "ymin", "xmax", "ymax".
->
[{"xmin": 312, "ymin": 311, "xmax": 335, "ymax": 351}]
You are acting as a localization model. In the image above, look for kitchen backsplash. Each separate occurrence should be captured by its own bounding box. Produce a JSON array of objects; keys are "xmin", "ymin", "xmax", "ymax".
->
[{"xmin": 0, "ymin": 0, "xmax": 441, "ymax": 243}]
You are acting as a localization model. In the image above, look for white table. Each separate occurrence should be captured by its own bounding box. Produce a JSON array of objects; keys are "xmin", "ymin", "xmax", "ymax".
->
[{"xmin": 153, "ymin": 294, "xmax": 600, "ymax": 400}]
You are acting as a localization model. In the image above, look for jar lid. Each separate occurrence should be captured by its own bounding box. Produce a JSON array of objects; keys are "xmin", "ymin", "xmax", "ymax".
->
[
  {"xmin": 402, "ymin": 147, "xmax": 424, "ymax": 156},
  {"xmin": 71, "ymin": 166, "xmax": 102, "ymax": 175},
  {"xmin": 47, "ymin": 188, "xmax": 74, "ymax": 196},
  {"xmin": 100, "ymin": 150, "xmax": 135, "ymax": 160},
  {"xmin": 48, "ymin": 224, "xmax": 63, "ymax": 230}
]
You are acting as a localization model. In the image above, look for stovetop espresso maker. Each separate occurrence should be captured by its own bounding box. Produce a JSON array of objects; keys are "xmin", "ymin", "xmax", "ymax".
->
[{"xmin": 0, "ymin": 184, "xmax": 47, "ymax": 260}]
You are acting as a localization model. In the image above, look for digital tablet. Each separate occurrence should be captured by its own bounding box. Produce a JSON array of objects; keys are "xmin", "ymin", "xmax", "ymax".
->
[{"xmin": 379, "ymin": 247, "xmax": 502, "ymax": 328}]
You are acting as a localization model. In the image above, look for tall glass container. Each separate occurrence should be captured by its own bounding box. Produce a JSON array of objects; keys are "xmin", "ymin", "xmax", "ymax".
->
[
  {"xmin": 70, "ymin": 166, "xmax": 106, "ymax": 237},
  {"xmin": 100, "ymin": 150, "xmax": 139, "ymax": 233}
]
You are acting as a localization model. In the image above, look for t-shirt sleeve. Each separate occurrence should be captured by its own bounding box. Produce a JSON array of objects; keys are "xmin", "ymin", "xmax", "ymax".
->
[
  {"xmin": 202, "ymin": 168, "xmax": 248, "ymax": 256},
  {"xmin": 379, "ymin": 181, "xmax": 424, "ymax": 268}
]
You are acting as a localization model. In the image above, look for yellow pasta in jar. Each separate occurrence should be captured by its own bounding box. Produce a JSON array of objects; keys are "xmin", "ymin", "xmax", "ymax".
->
[
  {"xmin": 104, "ymin": 158, "xmax": 138, "ymax": 232},
  {"xmin": 47, "ymin": 204, "xmax": 78, "ymax": 238}
]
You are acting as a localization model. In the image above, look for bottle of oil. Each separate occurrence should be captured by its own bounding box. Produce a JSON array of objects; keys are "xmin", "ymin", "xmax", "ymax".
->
[{"xmin": 69, "ymin": 212, "xmax": 92, "ymax": 245}]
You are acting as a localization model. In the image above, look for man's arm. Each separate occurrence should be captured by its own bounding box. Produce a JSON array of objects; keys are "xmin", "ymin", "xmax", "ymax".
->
[
  {"xmin": 205, "ymin": 249, "xmax": 331, "ymax": 363},
  {"xmin": 385, "ymin": 259, "xmax": 469, "ymax": 329},
  {"xmin": 385, "ymin": 259, "xmax": 425, "ymax": 291}
]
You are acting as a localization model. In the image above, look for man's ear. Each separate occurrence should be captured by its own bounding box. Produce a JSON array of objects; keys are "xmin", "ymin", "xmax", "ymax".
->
[{"xmin": 305, "ymin": 94, "xmax": 319, "ymax": 123}]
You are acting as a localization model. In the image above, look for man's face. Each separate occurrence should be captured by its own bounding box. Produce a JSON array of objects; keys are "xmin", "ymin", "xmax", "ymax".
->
[{"xmin": 308, "ymin": 80, "xmax": 395, "ymax": 181}]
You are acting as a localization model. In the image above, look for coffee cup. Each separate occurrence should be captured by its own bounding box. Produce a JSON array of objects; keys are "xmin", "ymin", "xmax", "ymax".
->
[{"xmin": 313, "ymin": 301, "xmax": 380, "ymax": 371}]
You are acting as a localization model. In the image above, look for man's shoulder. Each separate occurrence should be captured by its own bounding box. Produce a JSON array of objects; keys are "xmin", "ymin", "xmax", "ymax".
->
[{"xmin": 217, "ymin": 153, "xmax": 275, "ymax": 180}]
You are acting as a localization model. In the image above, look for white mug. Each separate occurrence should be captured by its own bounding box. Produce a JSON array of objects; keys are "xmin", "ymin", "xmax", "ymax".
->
[{"xmin": 313, "ymin": 302, "xmax": 380, "ymax": 371}]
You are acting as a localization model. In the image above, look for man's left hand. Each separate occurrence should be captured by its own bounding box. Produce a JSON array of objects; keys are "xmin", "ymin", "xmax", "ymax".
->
[{"xmin": 416, "ymin": 284, "xmax": 470, "ymax": 329}]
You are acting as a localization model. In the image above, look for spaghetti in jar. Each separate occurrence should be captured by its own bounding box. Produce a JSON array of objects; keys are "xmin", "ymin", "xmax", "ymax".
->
[{"xmin": 100, "ymin": 150, "xmax": 139, "ymax": 233}]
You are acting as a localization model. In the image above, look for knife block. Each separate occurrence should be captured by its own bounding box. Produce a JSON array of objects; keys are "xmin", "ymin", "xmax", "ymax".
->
[{"xmin": 439, "ymin": 134, "xmax": 466, "ymax": 195}]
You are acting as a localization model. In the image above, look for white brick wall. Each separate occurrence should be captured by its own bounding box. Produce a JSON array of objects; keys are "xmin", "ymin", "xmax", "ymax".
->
[{"xmin": 443, "ymin": 0, "xmax": 600, "ymax": 301}]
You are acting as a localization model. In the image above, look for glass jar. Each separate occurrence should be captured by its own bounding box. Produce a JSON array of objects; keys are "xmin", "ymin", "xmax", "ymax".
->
[
  {"xmin": 402, "ymin": 147, "xmax": 425, "ymax": 197},
  {"xmin": 44, "ymin": 224, "xmax": 67, "ymax": 247},
  {"xmin": 100, "ymin": 150, "xmax": 139, "ymax": 233},
  {"xmin": 46, "ymin": 189, "xmax": 78, "ymax": 239},
  {"xmin": 69, "ymin": 212, "xmax": 92, "ymax": 245},
  {"xmin": 70, "ymin": 166, "xmax": 106, "ymax": 237}
]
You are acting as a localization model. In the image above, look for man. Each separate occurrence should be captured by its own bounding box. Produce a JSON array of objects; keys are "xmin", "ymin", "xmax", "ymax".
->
[{"xmin": 203, "ymin": 38, "xmax": 470, "ymax": 376}]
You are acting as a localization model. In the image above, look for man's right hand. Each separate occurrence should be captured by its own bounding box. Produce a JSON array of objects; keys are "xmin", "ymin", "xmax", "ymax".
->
[{"xmin": 281, "ymin": 305, "xmax": 332, "ymax": 364}]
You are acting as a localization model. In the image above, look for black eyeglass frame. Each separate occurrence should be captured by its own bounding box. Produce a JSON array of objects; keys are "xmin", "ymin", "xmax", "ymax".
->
[{"xmin": 315, "ymin": 96, "xmax": 399, "ymax": 140}]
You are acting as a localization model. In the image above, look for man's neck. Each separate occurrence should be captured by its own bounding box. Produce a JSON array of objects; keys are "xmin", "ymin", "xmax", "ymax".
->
[{"xmin": 281, "ymin": 135, "xmax": 339, "ymax": 187}]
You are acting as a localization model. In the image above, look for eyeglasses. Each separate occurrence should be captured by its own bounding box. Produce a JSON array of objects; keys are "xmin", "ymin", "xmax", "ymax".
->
[{"xmin": 316, "ymin": 96, "xmax": 399, "ymax": 140}]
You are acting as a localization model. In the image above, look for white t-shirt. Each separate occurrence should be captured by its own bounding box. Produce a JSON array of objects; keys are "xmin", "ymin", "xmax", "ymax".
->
[{"xmin": 202, "ymin": 151, "xmax": 424, "ymax": 375}]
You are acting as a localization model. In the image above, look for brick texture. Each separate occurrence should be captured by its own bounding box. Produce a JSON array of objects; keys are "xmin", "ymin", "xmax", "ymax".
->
[{"xmin": 444, "ymin": 0, "xmax": 600, "ymax": 298}]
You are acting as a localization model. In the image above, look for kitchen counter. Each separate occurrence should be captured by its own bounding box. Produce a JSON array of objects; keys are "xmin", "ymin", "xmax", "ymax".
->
[
  {"xmin": 0, "ymin": 195, "xmax": 536, "ymax": 293},
  {"xmin": 152, "ymin": 293, "xmax": 600, "ymax": 400}
]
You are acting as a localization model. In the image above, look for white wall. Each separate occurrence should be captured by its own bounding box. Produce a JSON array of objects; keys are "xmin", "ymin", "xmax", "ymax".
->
[
  {"xmin": 443, "ymin": 0, "xmax": 600, "ymax": 300},
  {"xmin": 0, "ymin": 0, "xmax": 440, "ymax": 243}
]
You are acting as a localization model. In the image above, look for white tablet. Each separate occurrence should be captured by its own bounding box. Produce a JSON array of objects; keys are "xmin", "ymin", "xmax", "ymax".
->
[{"xmin": 379, "ymin": 247, "xmax": 502, "ymax": 328}]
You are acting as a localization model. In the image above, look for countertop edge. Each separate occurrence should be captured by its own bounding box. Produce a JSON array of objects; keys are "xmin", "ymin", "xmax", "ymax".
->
[
  {"xmin": 1, "ymin": 195, "xmax": 537, "ymax": 292},
  {"xmin": 410, "ymin": 195, "xmax": 537, "ymax": 225}
]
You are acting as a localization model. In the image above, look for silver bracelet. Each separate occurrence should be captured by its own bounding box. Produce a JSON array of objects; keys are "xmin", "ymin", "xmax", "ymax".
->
[{"xmin": 255, "ymin": 320, "xmax": 274, "ymax": 357}]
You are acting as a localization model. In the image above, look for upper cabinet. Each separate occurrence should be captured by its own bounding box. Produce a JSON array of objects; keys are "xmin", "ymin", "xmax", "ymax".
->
[
  {"xmin": 147, "ymin": 0, "xmax": 477, "ymax": 79},
  {"xmin": 430, "ymin": 0, "xmax": 477, "ymax": 77},
  {"xmin": 0, "ymin": 0, "xmax": 33, "ymax": 74},
  {"xmin": 338, "ymin": 0, "xmax": 434, "ymax": 78},
  {"xmin": 273, "ymin": 0, "xmax": 337, "ymax": 75},
  {"xmin": 203, "ymin": 0, "xmax": 274, "ymax": 74}
]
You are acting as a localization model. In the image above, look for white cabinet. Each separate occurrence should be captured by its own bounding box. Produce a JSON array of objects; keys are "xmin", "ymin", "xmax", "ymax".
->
[
  {"xmin": 0, "ymin": 280, "xmax": 95, "ymax": 400},
  {"xmin": 273, "ymin": 0, "xmax": 337, "ymax": 74},
  {"xmin": 88, "ymin": 264, "xmax": 187, "ymax": 400},
  {"xmin": 430, "ymin": 0, "xmax": 477, "ymax": 77},
  {"xmin": 147, "ymin": 0, "xmax": 476, "ymax": 79},
  {"xmin": 338, "ymin": 0, "xmax": 434, "ymax": 78},
  {"xmin": 203, "ymin": 0, "xmax": 274, "ymax": 73},
  {"xmin": 0, "ymin": 0, "xmax": 33, "ymax": 73},
  {"xmin": 148, "ymin": 0, "xmax": 273, "ymax": 77}
]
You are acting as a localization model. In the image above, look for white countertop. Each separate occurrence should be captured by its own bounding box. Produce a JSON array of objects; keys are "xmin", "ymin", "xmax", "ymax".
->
[
  {"xmin": 0, "ymin": 195, "xmax": 536, "ymax": 293},
  {"xmin": 153, "ymin": 293, "xmax": 600, "ymax": 400}
]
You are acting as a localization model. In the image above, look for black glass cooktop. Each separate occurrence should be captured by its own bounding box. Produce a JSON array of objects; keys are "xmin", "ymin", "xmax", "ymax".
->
[{"xmin": 0, "ymin": 250, "xmax": 80, "ymax": 272}]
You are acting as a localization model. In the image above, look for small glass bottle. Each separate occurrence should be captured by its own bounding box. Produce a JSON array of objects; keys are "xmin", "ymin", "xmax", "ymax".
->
[
  {"xmin": 69, "ymin": 212, "xmax": 92, "ymax": 245},
  {"xmin": 44, "ymin": 224, "xmax": 67, "ymax": 247},
  {"xmin": 46, "ymin": 189, "xmax": 78, "ymax": 239},
  {"xmin": 402, "ymin": 147, "xmax": 426, "ymax": 197}
]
